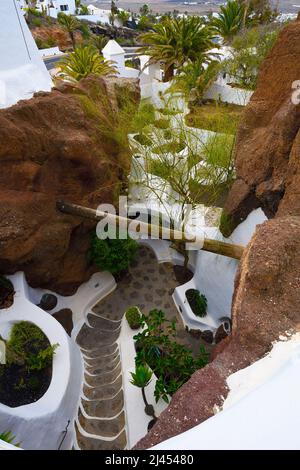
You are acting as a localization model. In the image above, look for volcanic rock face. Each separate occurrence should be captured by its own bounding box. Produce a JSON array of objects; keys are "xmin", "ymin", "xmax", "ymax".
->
[
  {"xmin": 222, "ymin": 18, "xmax": 300, "ymax": 232},
  {"xmin": 136, "ymin": 217, "xmax": 300, "ymax": 448},
  {"xmin": 0, "ymin": 76, "xmax": 139, "ymax": 294}
]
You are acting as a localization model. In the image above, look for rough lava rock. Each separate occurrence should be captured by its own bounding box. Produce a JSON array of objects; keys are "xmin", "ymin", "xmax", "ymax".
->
[
  {"xmin": 0, "ymin": 76, "xmax": 140, "ymax": 294},
  {"xmin": 221, "ymin": 17, "xmax": 300, "ymax": 233},
  {"xmin": 135, "ymin": 217, "xmax": 300, "ymax": 448}
]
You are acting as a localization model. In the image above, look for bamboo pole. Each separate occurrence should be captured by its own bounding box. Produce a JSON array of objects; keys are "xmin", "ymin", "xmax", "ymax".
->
[{"xmin": 56, "ymin": 201, "xmax": 244, "ymax": 260}]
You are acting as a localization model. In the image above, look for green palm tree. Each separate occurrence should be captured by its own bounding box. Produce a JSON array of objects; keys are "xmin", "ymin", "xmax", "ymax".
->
[
  {"xmin": 58, "ymin": 46, "xmax": 118, "ymax": 82},
  {"xmin": 211, "ymin": 0, "xmax": 249, "ymax": 43},
  {"xmin": 90, "ymin": 35, "xmax": 108, "ymax": 52},
  {"xmin": 138, "ymin": 16, "xmax": 217, "ymax": 81},
  {"xmin": 130, "ymin": 364, "xmax": 155, "ymax": 417},
  {"xmin": 57, "ymin": 12, "xmax": 80, "ymax": 49},
  {"xmin": 117, "ymin": 10, "xmax": 130, "ymax": 26}
]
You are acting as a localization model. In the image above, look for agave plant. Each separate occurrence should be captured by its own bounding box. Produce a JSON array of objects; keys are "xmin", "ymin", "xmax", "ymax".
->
[
  {"xmin": 211, "ymin": 0, "xmax": 250, "ymax": 43},
  {"xmin": 58, "ymin": 45, "xmax": 118, "ymax": 82},
  {"xmin": 57, "ymin": 12, "xmax": 80, "ymax": 49},
  {"xmin": 138, "ymin": 16, "xmax": 217, "ymax": 81},
  {"xmin": 130, "ymin": 364, "xmax": 156, "ymax": 418},
  {"xmin": 0, "ymin": 431, "xmax": 20, "ymax": 447}
]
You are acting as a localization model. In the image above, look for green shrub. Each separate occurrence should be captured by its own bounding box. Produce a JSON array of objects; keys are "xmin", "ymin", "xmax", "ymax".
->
[
  {"xmin": 89, "ymin": 235, "xmax": 138, "ymax": 274},
  {"xmin": 154, "ymin": 118, "xmax": 170, "ymax": 130},
  {"xmin": 126, "ymin": 306, "xmax": 142, "ymax": 329},
  {"xmin": 186, "ymin": 289, "xmax": 207, "ymax": 317},
  {"xmin": 134, "ymin": 309, "xmax": 209, "ymax": 402},
  {"xmin": 32, "ymin": 18, "xmax": 42, "ymax": 27},
  {"xmin": 27, "ymin": 344, "xmax": 59, "ymax": 371}
]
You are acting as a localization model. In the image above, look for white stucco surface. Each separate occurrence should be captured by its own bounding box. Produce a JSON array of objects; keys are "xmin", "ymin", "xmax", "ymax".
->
[{"xmin": 0, "ymin": 1, "xmax": 52, "ymax": 108}]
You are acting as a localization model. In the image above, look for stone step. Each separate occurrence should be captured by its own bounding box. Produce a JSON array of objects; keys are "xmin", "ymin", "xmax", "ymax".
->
[
  {"xmin": 84, "ymin": 349, "xmax": 119, "ymax": 368},
  {"xmin": 78, "ymin": 409, "xmax": 125, "ymax": 438},
  {"xmin": 81, "ymin": 343, "xmax": 118, "ymax": 358},
  {"xmin": 87, "ymin": 313, "xmax": 122, "ymax": 331},
  {"xmin": 92, "ymin": 305, "xmax": 124, "ymax": 322},
  {"xmin": 75, "ymin": 423, "xmax": 127, "ymax": 450},
  {"xmin": 84, "ymin": 363, "xmax": 122, "ymax": 387},
  {"xmin": 76, "ymin": 325, "xmax": 120, "ymax": 349},
  {"xmin": 85, "ymin": 356, "xmax": 120, "ymax": 375},
  {"xmin": 83, "ymin": 375, "xmax": 122, "ymax": 401},
  {"xmin": 81, "ymin": 390, "xmax": 124, "ymax": 419}
]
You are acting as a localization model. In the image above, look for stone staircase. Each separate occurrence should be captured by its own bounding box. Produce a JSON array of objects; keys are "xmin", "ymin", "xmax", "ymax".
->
[{"xmin": 74, "ymin": 308, "xmax": 127, "ymax": 450}]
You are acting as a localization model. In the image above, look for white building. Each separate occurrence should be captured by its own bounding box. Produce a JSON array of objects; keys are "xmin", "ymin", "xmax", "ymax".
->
[
  {"xmin": 76, "ymin": 4, "xmax": 123, "ymax": 26},
  {"xmin": 19, "ymin": 0, "xmax": 76, "ymax": 18},
  {"xmin": 0, "ymin": 0, "xmax": 52, "ymax": 108}
]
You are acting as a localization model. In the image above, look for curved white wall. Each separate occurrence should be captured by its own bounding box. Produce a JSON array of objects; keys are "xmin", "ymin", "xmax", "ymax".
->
[{"xmin": 0, "ymin": 272, "xmax": 83, "ymax": 450}]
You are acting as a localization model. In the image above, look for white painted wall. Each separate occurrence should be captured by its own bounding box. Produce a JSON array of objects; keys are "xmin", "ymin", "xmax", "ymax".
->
[
  {"xmin": 0, "ymin": 0, "xmax": 52, "ymax": 108},
  {"xmin": 204, "ymin": 82, "xmax": 253, "ymax": 106},
  {"xmin": 32, "ymin": 0, "xmax": 76, "ymax": 18}
]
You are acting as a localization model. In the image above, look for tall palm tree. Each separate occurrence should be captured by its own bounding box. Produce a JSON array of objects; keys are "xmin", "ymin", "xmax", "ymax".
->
[
  {"xmin": 58, "ymin": 45, "xmax": 117, "ymax": 82},
  {"xmin": 57, "ymin": 13, "xmax": 80, "ymax": 49},
  {"xmin": 211, "ymin": 0, "xmax": 248, "ymax": 43},
  {"xmin": 138, "ymin": 16, "xmax": 217, "ymax": 81}
]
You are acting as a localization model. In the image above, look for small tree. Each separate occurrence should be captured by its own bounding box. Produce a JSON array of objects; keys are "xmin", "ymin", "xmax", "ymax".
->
[
  {"xmin": 57, "ymin": 12, "xmax": 80, "ymax": 49},
  {"xmin": 117, "ymin": 10, "xmax": 130, "ymax": 26},
  {"xmin": 58, "ymin": 45, "xmax": 117, "ymax": 82}
]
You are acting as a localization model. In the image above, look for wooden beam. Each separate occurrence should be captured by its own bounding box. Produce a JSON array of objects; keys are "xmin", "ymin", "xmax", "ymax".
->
[{"xmin": 56, "ymin": 201, "xmax": 244, "ymax": 260}]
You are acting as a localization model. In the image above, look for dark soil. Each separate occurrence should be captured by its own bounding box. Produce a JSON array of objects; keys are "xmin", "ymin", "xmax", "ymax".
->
[
  {"xmin": 0, "ymin": 276, "xmax": 14, "ymax": 309},
  {"xmin": 52, "ymin": 308, "xmax": 74, "ymax": 336},
  {"xmin": 0, "ymin": 325, "xmax": 53, "ymax": 408},
  {"xmin": 0, "ymin": 364, "xmax": 51, "ymax": 408},
  {"xmin": 173, "ymin": 265, "xmax": 193, "ymax": 284}
]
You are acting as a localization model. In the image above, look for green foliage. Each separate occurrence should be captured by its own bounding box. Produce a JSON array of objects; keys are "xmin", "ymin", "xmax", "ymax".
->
[
  {"xmin": 137, "ymin": 15, "xmax": 154, "ymax": 31},
  {"xmin": 27, "ymin": 344, "xmax": 59, "ymax": 371},
  {"xmin": 125, "ymin": 306, "xmax": 142, "ymax": 330},
  {"xmin": 26, "ymin": 7, "xmax": 43, "ymax": 17},
  {"xmin": 186, "ymin": 100, "xmax": 243, "ymax": 134},
  {"xmin": 211, "ymin": 0, "xmax": 247, "ymax": 43},
  {"xmin": 186, "ymin": 289, "xmax": 207, "ymax": 317},
  {"xmin": 152, "ymin": 141, "xmax": 185, "ymax": 155},
  {"xmin": 134, "ymin": 309, "xmax": 209, "ymax": 402},
  {"xmin": 171, "ymin": 59, "xmax": 220, "ymax": 102},
  {"xmin": 6, "ymin": 321, "xmax": 58, "ymax": 371},
  {"xmin": 90, "ymin": 235, "xmax": 138, "ymax": 274},
  {"xmin": 154, "ymin": 118, "xmax": 170, "ymax": 130},
  {"xmin": 78, "ymin": 22, "xmax": 91, "ymax": 40},
  {"xmin": 32, "ymin": 17, "xmax": 42, "ymax": 27},
  {"xmin": 57, "ymin": 12, "xmax": 80, "ymax": 48},
  {"xmin": 222, "ymin": 25, "xmax": 280, "ymax": 90},
  {"xmin": 58, "ymin": 45, "xmax": 117, "ymax": 82},
  {"xmin": 0, "ymin": 431, "xmax": 20, "ymax": 447},
  {"xmin": 138, "ymin": 16, "xmax": 217, "ymax": 79},
  {"xmin": 89, "ymin": 35, "xmax": 108, "ymax": 52},
  {"xmin": 117, "ymin": 10, "xmax": 130, "ymax": 25},
  {"xmin": 219, "ymin": 209, "xmax": 235, "ymax": 237},
  {"xmin": 131, "ymin": 101, "xmax": 156, "ymax": 133},
  {"xmin": 130, "ymin": 364, "xmax": 153, "ymax": 388},
  {"xmin": 134, "ymin": 133, "xmax": 152, "ymax": 146}
]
